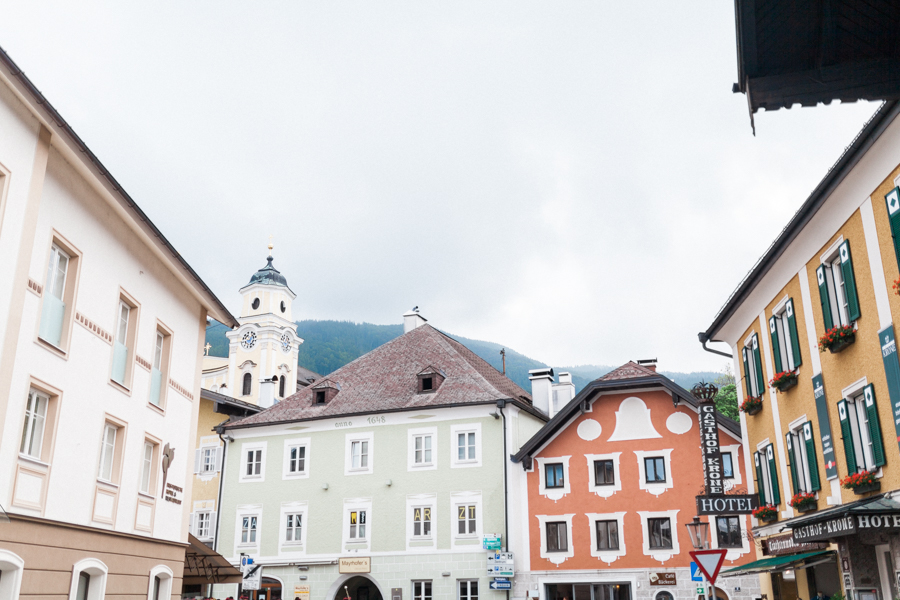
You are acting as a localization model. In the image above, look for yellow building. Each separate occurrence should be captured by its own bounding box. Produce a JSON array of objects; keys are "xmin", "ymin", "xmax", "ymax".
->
[{"xmin": 701, "ymin": 101, "xmax": 900, "ymax": 600}]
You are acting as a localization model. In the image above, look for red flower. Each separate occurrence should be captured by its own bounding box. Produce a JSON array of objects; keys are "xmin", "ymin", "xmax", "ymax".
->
[
  {"xmin": 752, "ymin": 505, "xmax": 777, "ymax": 519},
  {"xmin": 740, "ymin": 395, "xmax": 763, "ymax": 413},
  {"xmin": 840, "ymin": 470, "xmax": 877, "ymax": 489},
  {"xmin": 769, "ymin": 371, "xmax": 797, "ymax": 388},
  {"xmin": 789, "ymin": 492, "xmax": 817, "ymax": 509},
  {"xmin": 818, "ymin": 325, "xmax": 855, "ymax": 352}
]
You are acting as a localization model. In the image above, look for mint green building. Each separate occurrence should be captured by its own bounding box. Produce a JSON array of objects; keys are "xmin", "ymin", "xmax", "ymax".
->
[{"xmin": 212, "ymin": 312, "xmax": 547, "ymax": 600}]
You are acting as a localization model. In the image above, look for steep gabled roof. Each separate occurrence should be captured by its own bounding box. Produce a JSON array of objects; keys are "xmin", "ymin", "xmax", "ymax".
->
[
  {"xmin": 224, "ymin": 325, "xmax": 542, "ymax": 429},
  {"xmin": 512, "ymin": 362, "xmax": 740, "ymax": 464}
]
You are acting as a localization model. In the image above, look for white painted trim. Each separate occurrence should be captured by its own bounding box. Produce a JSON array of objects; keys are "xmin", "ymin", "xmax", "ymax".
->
[
  {"xmin": 342, "ymin": 498, "xmax": 373, "ymax": 551},
  {"xmin": 0, "ymin": 549, "xmax": 24, "ymax": 600},
  {"xmin": 584, "ymin": 452, "xmax": 622, "ymax": 499},
  {"xmin": 636, "ymin": 509, "xmax": 680, "ymax": 563},
  {"xmin": 798, "ymin": 263, "xmax": 824, "ymax": 375},
  {"xmin": 450, "ymin": 423, "xmax": 482, "ymax": 468},
  {"xmin": 68, "ymin": 558, "xmax": 108, "ymax": 600},
  {"xmin": 585, "ymin": 511, "xmax": 627, "ymax": 564},
  {"xmin": 405, "ymin": 493, "xmax": 437, "ymax": 551},
  {"xmin": 282, "ymin": 437, "xmax": 310, "ymax": 480},
  {"xmin": 860, "ymin": 197, "xmax": 894, "ymax": 329},
  {"xmin": 721, "ymin": 443, "xmax": 743, "ymax": 489},
  {"xmin": 772, "ymin": 294, "xmax": 790, "ymax": 315},
  {"xmin": 756, "ymin": 437, "xmax": 771, "ymax": 451},
  {"xmin": 344, "ymin": 431, "xmax": 375, "ymax": 476},
  {"xmin": 279, "ymin": 501, "xmax": 308, "ymax": 553},
  {"xmin": 407, "ymin": 427, "xmax": 438, "ymax": 472},
  {"xmin": 238, "ymin": 441, "xmax": 267, "ymax": 483},
  {"xmin": 634, "ymin": 449, "xmax": 674, "ymax": 496},
  {"xmin": 841, "ymin": 376, "xmax": 868, "ymax": 399},
  {"xmin": 535, "ymin": 513, "xmax": 576, "ymax": 565},
  {"xmin": 450, "ymin": 490, "xmax": 483, "ymax": 550},
  {"xmin": 147, "ymin": 565, "xmax": 174, "ymax": 600},
  {"xmin": 535, "ymin": 456, "xmax": 572, "ymax": 501},
  {"xmin": 821, "ymin": 235, "xmax": 845, "ymax": 264},
  {"xmin": 234, "ymin": 504, "xmax": 263, "ymax": 555},
  {"xmin": 788, "ymin": 414, "xmax": 809, "ymax": 430}
]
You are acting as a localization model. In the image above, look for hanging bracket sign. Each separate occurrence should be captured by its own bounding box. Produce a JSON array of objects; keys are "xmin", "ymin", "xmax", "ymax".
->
[{"xmin": 698, "ymin": 403, "xmax": 723, "ymax": 495}]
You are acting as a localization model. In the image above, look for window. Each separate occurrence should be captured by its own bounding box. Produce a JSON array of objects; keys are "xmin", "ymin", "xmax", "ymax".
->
[
  {"xmin": 647, "ymin": 518, "xmax": 672, "ymax": 549},
  {"xmin": 422, "ymin": 377, "xmax": 433, "ymax": 391},
  {"xmin": 716, "ymin": 516, "xmax": 742, "ymax": 548},
  {"xmin": 742, "ymin": 334, "xmax": 764, "ymax": 398},
  {"xmin": 548, "ymin": 585, "xmax": 631, "ymax": 600},
  {"xmin": 722, "ymin": 453, "xmax": 734, "ymax": 479},
  {"xmin": 816, "ymin": 240, "xmax": 861, "ymax": 329},
  {"xmin": 241, "ymin": 515, "xmax": 257, "ymax": 544},
  {"xmin": 279, "ymin": 375, "xmax": 286, "ymax": 398},
  {"xmin": 754, "ymin": 444, "xmax": 781, "ymax": 506},
  {"xmin": 76, "ymin": 572, "xmax": 90, "ymax": 600},
  {"xmin": 242, "ymin": 373, "xmax": 252, "ymax": 397},
  {"xmin": 140, "ymin": 441, "xmax": 154, "ymax": 494},
  {"xmin": 111, "ymin": 295, "xmax": 139, "ymax": 388},
  {"xmin": 413, "ymin": 581, "xmax": 432, "ymax": 600},
  {"xmin": 457, "ymin": 432, "xmax": 476, "ymax": 461},
  {"xmin": 288, "ymin": 446, "xmax": 306, "ymax": 474},
  {"xmin": 545, "ymin": 463, "xmax": 565, "ymax": 488},
  {"xmin": 459, "ymin": 580, "xmax": 478, "ymax": 600},
  {"xmin": 349, "ymin": 510, "xmax": 367, "ymax": 539},
  {"xmin": 786, "ymin": 421, "xmax": 821, "ymax": 494},
  {"xmin": 413, "ymin": 507, "xmax": 432, "ymax": 537},
  {"xmin": 195, "ymin": 512, "xmax": 211, "ymax": 539},
  {"xmin": 39, "ymin": 243, "xmax": 70, "ymax": 347},
  {"xmin": 546, "ymin": 521, "xmax": 568, "ymax": 552},
  {"xmin": 201, "ymin": 447, "xmax": 216, "ymax": 474},
  {"xmin": 351, "ymin": 441, "xmax": 368, "ymax": 469},
  {"xmin": 769, "ymin": 300, "xmax": 802, "ymax": 373},
  {"xmin": 594, "ymin": 460, "xmax": 615, "ymax": 485},
  {"xmin": 20, "ymin": 389, "xmax": 48, "ymax": 459},
  {"xmin": 839, "ymin": 385, "xmax": 885, "ymax": 474},
  {"xmin": 285, "ymin": 513, "xmax": 302, "ymax": 542},
  {"xmin": 246, "ymin": 449, "xmax": 262, "ymax": 477},
  {"xmin": 414, "ymin": 435, "xmax": 432, "ymax": 465},
  {"xmin": 98, "ymin": 424, "xmax": 117, "ymax": 482},
  {"xmin": 150, "ymin": 328, "xmax": 170, "ymax": 408},
  {"xmin": 315, "ymin": 390, "xmax": 325, "ymax": 404},
  {"xmin": 457, "ymin": 505, "xmax": 476, "ymax": 535},
  {"xmin": 595, "ymin": 519, "xmax": 619, "ymax": 550},
  {"xmin": 152, "ymin": 576, "xmax": 162, "ymax": 600},
  {"xmin": 644, "ymin": 457, "xmax": 666, "ymax": 483}
]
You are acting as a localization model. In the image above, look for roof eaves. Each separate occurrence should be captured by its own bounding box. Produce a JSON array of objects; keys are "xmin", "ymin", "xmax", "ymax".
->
[
  {"xmin": 702, "ymin": 100, "xmax": 900, "ymax": 343},
  {"xmin": 0, "ymin": 44, "xmax": 238, "ymax": 328},
  {"xmin": 200, "ymin": 388, "xmax": 262, "ymax": 413}
]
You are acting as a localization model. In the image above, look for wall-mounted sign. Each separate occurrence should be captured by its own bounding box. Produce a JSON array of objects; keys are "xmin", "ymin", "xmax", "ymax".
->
[
  {"xmin": 164, "ymin": 482, "xmax": 182, "ymax": 505},
  {"xmin": 391, "ymin": 588, "xmax": 402, "ymax": 600},
  {"xmin": 483, "ymin": 533, "xmax": 502, "ymax": 550},
  {"xmin": 650, "ymin": 573, "xmax": 677, "ymax": 586},
  {"xmin": 487, "ymin": 552, "xmax": 514, "ymax": 577},
  {"xmin": 879, "ymin": 325, "xmax": 900, "ymax": 457},
  {"xmin": 696, "ymin": 494, "xmax": 757, "ymax": 515},
  {"xmin": 812, "ymin": 374, "xmax": 838, "ymax": 480},
  {"xmin": 761, "ymin": 533, "xmax": 827, "ymax": 556},
  {"xmin": 698, "ymin": 404, "xmax": 723, "ymax": 495},
  {"xmin": 792, "ymin": 513, "xmax": 900, "ymax": 543},
  {"xmin": 294, "ymin": 585, "xmax": 310, "ymax": 600},
  {"xmin": 339, "ymin": 557, "xmax": 371, "ymax": 574}
]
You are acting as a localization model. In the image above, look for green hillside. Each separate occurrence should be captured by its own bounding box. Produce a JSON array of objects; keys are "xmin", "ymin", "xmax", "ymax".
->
[{"xmin": 205, "ymin": 320, "xmax": 718, "ymax": 394}]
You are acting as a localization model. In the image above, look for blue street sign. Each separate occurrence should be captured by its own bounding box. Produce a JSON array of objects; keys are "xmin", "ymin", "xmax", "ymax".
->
[
  {"xmin": 691, "ymin": 562, "xmax": 703, "ymax": 582},
  {"xmin": 490, "ymin": 581, "xmax": 512, "ymax": 591}
]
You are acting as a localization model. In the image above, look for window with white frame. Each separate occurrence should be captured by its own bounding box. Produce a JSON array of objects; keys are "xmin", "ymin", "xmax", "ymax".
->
[
  {"xmin": 722, "ymin": 453, "xmax": 734, "ymax": 479},
  {"xmin": 409, "ymin": 427, "xmax": 437, "ymax": 470},
  {"xmin": 140, "ymin": 441, "xmax": 155, "ymax": 495},
  {"xmin": 240, "ymin": 515, "xmax": 258, "ymax": 544},
  {"xmin": 111, "ymin": 299, "xmax": 133, "ymax": 386},
  {"xmin": 288, "ymin": 445, "xmax": 306, "ymax": 474},
  {"xmin": 413, "ymin": 581, "xmax": 432, "ymax": 600},
  {"xmin": 414, "ymin": 435, "xmax": 433, "ymax": 465},
  {"xmin": 349, "ymin": 509, "xmax": 367, "ymax": 540},
  {"xmin": 458, "ymin": 580, "xmax": 478, "ymax": 600},
  {"xmin": 239, "ymin": 442, "xmax": 267, "ymax": 482},
  {"xmin": 345, "ymin": 433, "xmax": 374, "ymax": 475},
  {"xmin": 754, "ymin": 443, "xmax": 781, "ymax": 506},
  {"xmin": 285, "ymin": 513, "xmax": 302, "ymax": 542},
  {"xmin": 39, "ymin": 243, "xmax": 70, "ymax": 347},
  {"xmin": 742, "ymin": 334, "xmax": 764, "ymax": 398},
  {"xmin": 352, "ymin": 441, "xmax": 368, "ymax": 469},
  {"xmin": 413, "ymin": 506, "xmax": 432, "ymax": 537},
  {"xmin": 816, "ymin": 240, "xmax": 861, "ymax": 329},
  {"xmin": 98, "ymin": 423, "xmax": 118, "ymax": 483},
  {"xmin": 839, "ymin": 384, "xmax": 885, "ymax": 474},
  {"xmin": 20, "ymin": 389, "xmax": 48, "ymax": 459},
  {"xmin": 536, "ymin": 456, "xmax": 571, "ymax": 500},
  {"xmin": 149, "ymin": 328, "xmax": 170, "ymax": 408},
  {"xmin": 195, "ymin": 511, "xmax": 212, "ymax": 539},
  {"xmin": 451, "ymin": 424, "xmax": 481, "ymax": 468},
  {"xmin": 786, "ymin": 421, "xmax": 821, "ymax": 495},
  {"xmin": 587, "ymin": 511, "xmax": 627, "ymax": 561},
  {"xmin": 546, "ymin": 521, "xmax": 568, "ymax": 552},
  {"xmin": 458, "ymin": 431, "xmax": 476, "ymax": 461},
  {"xmin": 457, "ymin": 504, "xmax": 476, "ymax": 536},
  {"xmin": 769, "ymin": 299, "xmax": 802, "ymax": 374},
  {"xmin": 201, "ymin": 447, "xmax": 217, "ymax": 474},
  {"xmin": 246, "ymin": 449, "xmax": 262, "ymax": 476}
]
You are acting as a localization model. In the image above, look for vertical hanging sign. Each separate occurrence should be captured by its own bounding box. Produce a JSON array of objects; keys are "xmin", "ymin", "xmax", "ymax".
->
[
  {"xmin": 812, "ymin": 374, "xmax": 838, "ymax": 480},
  {"xmin": 878, "ymin": 325, "xmax": 900, "ymax": 454},
  {"xmin": 699, "ymin": 403, "xmax": 723, "ymax": 495}
]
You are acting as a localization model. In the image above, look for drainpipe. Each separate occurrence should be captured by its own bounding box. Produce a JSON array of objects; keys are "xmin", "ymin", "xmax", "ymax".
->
[
  {"xmin": 698, "ymin": 332, "xmax": 733, "ymax": 358},
  {"xmin": 215, "ymin": 430, "xmax": 229, "ymax": 553},
  {"xmin": 496, "ymin": 399, "xmax": 509, "ymax": 600}
]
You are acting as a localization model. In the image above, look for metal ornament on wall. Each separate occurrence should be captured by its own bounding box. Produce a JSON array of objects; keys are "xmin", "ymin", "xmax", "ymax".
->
[{"xmin": 160, "ymin": 443, "xmax": 176, "ymax": 499}]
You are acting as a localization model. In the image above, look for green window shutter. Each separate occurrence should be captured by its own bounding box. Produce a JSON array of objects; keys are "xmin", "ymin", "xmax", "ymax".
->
[
  {"xmin": 838, "ymin": 399, "xmax": 858, "ymax": 474},
  {"xmin": 754, "ymin": 452, "xmax": 766, "ymax": 505},
  {"xmin": 770, "ymin": 317, "xmax": 783, "ymax": 373},
  {"xmin": 786, "ymin": 299, "xmax": 802, "ymax": 367},
  {"xmin": 864, "ymin": 384, "xmax": 886, "ymax": 468},
  {"xmin": 766, "ymin": 444, "xmax": 781, "ymax": 505},
  {"xmin": 884, "ymin": 187, "xmax": 900, "ymax": 269},
  {"xmin": 785, "ymin": 433, "xmax": 800, "ymax": 496},
  {"xmin": 839, "ymin": 241, "xmax": 861, "ymax": 322},
  {"xmin": 816, "ymin": 265, "xmax": 834, "ymax": 330},
  {"xmin": 803, "ymin": 421, "xmax": 821, "ymax": 491},
  {"xmin": 753, "ymin": 336, "xmax": 765, "ymax": 394},
  {"xmin": 743, "ymin": 348, "xmax": 753, "ymax": 398}
]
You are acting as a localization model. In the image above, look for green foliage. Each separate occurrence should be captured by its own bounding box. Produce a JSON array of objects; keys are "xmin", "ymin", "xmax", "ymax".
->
[{"xmin": 715, "ymin": 383, "xmax": 739, "ymax": 421}]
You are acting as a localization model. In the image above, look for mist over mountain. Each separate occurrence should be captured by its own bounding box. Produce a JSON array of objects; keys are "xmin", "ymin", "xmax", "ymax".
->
[{"xmin": 205, "ymin": 320, "xmax": 719, "ymax": 393}]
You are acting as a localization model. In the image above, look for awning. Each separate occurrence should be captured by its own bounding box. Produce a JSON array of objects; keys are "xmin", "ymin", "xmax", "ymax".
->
[
  {"xmin": 720, "ymin": 551, "xmax": 835, "ymax": 577},
  {"xmin": 183, "ymin": 533, "xmax": 243, "ymax": 585},
  {"xmin": 787, "ymin": 495, "xmax": 900, "ymax": 543}
]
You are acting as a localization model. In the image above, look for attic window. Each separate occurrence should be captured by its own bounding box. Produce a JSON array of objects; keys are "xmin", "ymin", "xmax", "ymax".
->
[
  {"xmin": 315, "ymin": 391, "xmax": 326, "ymax": 405},
  {"xmin": 422, "ymin": 377, "xmax": 433, "ymax": 391},
  {"xmin": 417, "ymin": 368, "xmax": 444, "ymax": 394}
]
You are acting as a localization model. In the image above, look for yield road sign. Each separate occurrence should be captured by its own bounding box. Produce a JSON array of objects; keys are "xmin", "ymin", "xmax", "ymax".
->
[{"xmin": 689, "ymin": 550, "xmax": 727, "ymax": 584}]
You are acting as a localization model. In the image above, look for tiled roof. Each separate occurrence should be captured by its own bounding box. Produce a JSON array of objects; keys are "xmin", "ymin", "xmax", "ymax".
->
[
  {"xmin": 599, "ymin": 361, "xmax": 658, "ymax": 381},
  {"xmin": 225, "ymin": 325, "xmax": 535, "ymax": 428},
  {"xmin": 296, "ymin": 365, "xmax": 321, "ymax": 383}
]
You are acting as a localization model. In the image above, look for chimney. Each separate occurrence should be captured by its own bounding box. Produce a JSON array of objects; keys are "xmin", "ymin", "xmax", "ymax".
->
[
  {"xmin": 259, "ymin": 376, "xmax": 277, "ymax": 408},
  {"xmin": 551, "ymin": 372, "xmax": 576, "ymax": 417},
  {"xmin": 637, "ymin": 358, "xmax": 658, "ymax": 372},
  {"xmin": 529, "ymin": 367, "xmax": 555, "ymax": 416},
  {"xmin": 403, "ymin": 309, "xmax": 428, "ymax": 333}
]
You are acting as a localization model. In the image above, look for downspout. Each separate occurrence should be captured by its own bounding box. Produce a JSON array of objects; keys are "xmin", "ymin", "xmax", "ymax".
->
[
  {"xmin": 496, "ymin": 399, "xmax": 509, "ymax": 600},
  {"xmin": 215, "ymin": 430, "xmax": 229, "ymax": 553},
  {"xmin": 698, "ymin": 332, "xmax": 733, "ymax": 358}
]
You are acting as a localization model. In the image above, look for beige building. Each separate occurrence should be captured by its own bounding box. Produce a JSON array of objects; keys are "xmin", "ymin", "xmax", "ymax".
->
[{"xmin": 0, "ymin": 45, "xmax": 241, "ymax": 597}]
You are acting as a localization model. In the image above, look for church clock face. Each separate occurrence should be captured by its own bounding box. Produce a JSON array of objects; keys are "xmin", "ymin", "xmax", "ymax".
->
[
  {"xmin": 281, "ymin": 332, "xmax": 292, "ymax": 353},
  {"xmin": 241, "ymin": 331, "xmax": 257, "ymax": 350}
]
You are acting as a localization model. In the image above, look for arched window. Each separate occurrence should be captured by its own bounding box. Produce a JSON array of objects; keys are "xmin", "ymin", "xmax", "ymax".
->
[
  {"xmin": 279, "ymin": 375, "xmax": 286, "ymax": 397},
  {"xmin": 242, "ymin": 373, "xmax": 252, "ymax": 396},
  {"xmin": 0, "ymin": 549, "xmax": 25, "ymax": 600},
  {"xmin": 68, "ymin": 558, "xmax": 108, "ymax": 600},
  {"xmin": 148, "ymin": 565, "xmax": 173, "ymax": 600}
]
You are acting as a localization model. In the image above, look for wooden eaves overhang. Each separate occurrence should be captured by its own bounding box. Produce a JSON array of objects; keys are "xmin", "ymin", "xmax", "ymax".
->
[
  {"xmin": 0, "ymin": 44, "xmax": 238, "ymax": 328},
  {"xmin": 700, "ymin": 99, "xmax": 900, "ymax": 350},
  {"xmin": 511, "ymin": 374, "xmax": 740, "ymax": 469},
  {"xmin": 734, "ymin": 0, "xmax": 900, "ymax": 130}
]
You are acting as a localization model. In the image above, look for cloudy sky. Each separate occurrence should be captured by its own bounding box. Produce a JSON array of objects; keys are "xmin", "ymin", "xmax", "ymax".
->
[{"xmin": 0, "ymin": 2, "xmax": 882, "ymax": 373}]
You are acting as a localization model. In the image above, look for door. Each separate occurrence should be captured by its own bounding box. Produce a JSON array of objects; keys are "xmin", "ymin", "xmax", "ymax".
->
[{"xmin": 876, "ymin": 544, "xmax": 894, "ymax": 600}]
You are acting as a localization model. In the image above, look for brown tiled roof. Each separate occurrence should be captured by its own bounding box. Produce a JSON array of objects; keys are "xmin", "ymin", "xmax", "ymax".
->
[
  {"xmin": 598, "ymin": 361, "xmax": 658, "ymax": 381},
  {"xmin": 225, "ymin": 325, "xmax": 536, "ymax": 428}
]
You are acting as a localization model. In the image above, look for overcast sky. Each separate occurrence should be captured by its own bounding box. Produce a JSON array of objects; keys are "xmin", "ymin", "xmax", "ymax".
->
[{"xmin": 0, "ymin": 2, "xmax": 882, "ymax": 373}]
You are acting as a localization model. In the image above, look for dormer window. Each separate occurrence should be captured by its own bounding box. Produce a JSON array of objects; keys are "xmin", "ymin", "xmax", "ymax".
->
[
  {"xmin": 417, "ymin": 366, "xmax": 445, "ymax": 394},
  {"xmin": 311, "ymin": 379, "xmax": 340, "ymax": 406},
  {"xmin": 315, "ymin": 391, "xmax": 325, "ymax": 405}
]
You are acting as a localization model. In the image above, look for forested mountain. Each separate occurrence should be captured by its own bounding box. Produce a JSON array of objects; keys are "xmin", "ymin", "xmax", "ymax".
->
[{"xmin": 205, "ymin": 320, "xmax": 719, "ymax": 393}]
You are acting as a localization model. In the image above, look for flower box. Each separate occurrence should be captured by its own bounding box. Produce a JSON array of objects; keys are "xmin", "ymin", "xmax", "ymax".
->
[
  {"xmin": 758, "ymin": 513, "xmax": 777, "ymax": 523},
  {"xmin": 770, "ymin": 371, "xmax": 798, "ymax": 393},
  {"xmin": 789, "ymin": 492, "xmax": 817, "ymax": 512},
  {"xmin": 841, "ymin": 471, "xmax": 880, "ymax": 495},
  {"xmin": 741, "ymin": 396, "xmax": 763, "ymax": 415},
  {"xmin": 752, "ymin": 505, "xmax": 778, "ymax": 522},
  {"xmin": 819, "ymin": 326, "xmax": 856, "ymax": 354},
  {"xmin": 852, "ymin": 482, "xmax": 881, "ymax": 495},
  {"xmin": 796, "ymin": 504, "xmax": 817, "ymax": 513}
]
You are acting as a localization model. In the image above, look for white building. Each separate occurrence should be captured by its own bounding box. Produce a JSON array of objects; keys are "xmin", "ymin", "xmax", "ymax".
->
[{"xmin": 0, "ymin": 44, "xmax": 241, "ymax": 597}]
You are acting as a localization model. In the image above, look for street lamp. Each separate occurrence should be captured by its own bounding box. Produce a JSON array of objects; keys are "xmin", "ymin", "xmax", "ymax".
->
[{"xmin": 685, "ymin": 515, "xmax": 710, "ymax": 549}]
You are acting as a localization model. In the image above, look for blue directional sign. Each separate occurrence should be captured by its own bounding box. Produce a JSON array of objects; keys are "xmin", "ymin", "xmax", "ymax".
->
[
  {"xmin": 691, "ymin": 562, "xmax": 703, "ymax": 582},
  {"xmin": 490, "ymin": 580, "xmax": 512, "ymax": 591}
]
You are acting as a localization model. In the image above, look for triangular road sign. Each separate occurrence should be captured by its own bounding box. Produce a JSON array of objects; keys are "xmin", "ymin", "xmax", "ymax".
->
[{"xmin": 689, "ymin": 549, "xmax": 728, "ymax": 584}]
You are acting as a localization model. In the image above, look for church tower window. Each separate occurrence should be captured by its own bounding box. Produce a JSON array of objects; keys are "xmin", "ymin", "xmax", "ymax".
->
[
  {"xmin": 242, "ymin": 373, "xmax": 252, "ymax": 397},
  {"xmin": 279, "ymin": 376, "xmax": 286, "ymax": 398}
]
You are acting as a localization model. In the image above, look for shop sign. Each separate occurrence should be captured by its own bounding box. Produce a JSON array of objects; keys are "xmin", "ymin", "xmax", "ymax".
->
[
  {"xmin": 392, "ymin": 589, "xmax": 402, "ymax": 600},
  {"xmin": 294, "ymin": 585, "xmax": 310, "ymax": 600},
  {"xmin": 696, "ymin": 494, "xmax": 757, "ymax": 515},
  {"xmin": 812, "ymin": 374, "xmax": 839, "ymax": 480},
  {"xmin": 792, "ymin": 514, "xmax": 900, "ymax": 543},
  {"xmin": 698, "ymin": 404, "xmax": 724, "ymax": 495},
  {"xmin": 879, "ymin": 325, "xmax": 900, "ymax": 457},
  {"xmin": 761, "ymin": 532, "xmax": 827, "ymax": 556},
  {"xmin": 650, "ymin": 573, "xmax": 677, "ymax": 586},
  {"xmin": 339, "ymin": 557, "xmax": 371, "ymax": 574}
]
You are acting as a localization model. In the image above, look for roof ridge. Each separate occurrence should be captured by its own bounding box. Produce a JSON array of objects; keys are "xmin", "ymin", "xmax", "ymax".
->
[{"xmin": 428, "ymin": 328, "xmax": 511, "ymax": 398}]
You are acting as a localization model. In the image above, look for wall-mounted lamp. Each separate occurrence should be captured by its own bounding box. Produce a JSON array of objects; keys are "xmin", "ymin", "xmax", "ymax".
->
[
  {"xmin": 322, "ymin": 483, "xmax": 329, "ymax": 490},
  {"xmin": 442, "ymin": 572, "xmax": 451, "ymax": 577},
  {"xmin": 299, "ymin": 576, "xmax": 308, "ymax": 580},
  {"xmin": 385, "ymin": 479, "xmax": 392, "ymax": 486},
  {"xmin": 223, "ymin": 434, "xmax": 235, "ymax": 442},
  {"xmin": 297, "ymin": 565, "xmax": 309, "ymax": 571},
  {"xmin": 489, "ymin": 411, "xmax": 500, "ymax": 420}
]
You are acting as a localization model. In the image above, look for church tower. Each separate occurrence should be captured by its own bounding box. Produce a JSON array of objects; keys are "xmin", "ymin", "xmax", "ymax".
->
[{"xmin": 224, "ymin": 244, "xmax": 303, "ymax": 407}]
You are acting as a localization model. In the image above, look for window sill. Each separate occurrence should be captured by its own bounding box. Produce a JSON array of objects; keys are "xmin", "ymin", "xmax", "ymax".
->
[
  {"xmin": 109, "ymin": 378, "xmax": 132, "ymax": 396},
  {"xmin": 146, "ymin": 401, "xmax": 165, "ymax": 416},
  {"xmin": 455, "ymin": 534, "xmax": 478, "ymax": 540},
  {"xmin": 346, "ymin": 538, "xmax": 368, "ymax": 543},
  {"xmin": 649, "ymin": 547, "xmax": 674, "ymax": 552},
  {"xmin": 96, "ymin": 479, "xmax": 119, "ymax": 489},
  {"xmin": 137, "ymin": 491, "xmax": 156, "ymax": 500},
  {"xmin": 237, "ymin": 543, "xmax": 258, "ymax": 549},
  {"xmin": 18, "ymin": 453, "xmax": 50, "ymax": 469},
  {"xmin": 36, "ymin": 336, "xmax": 68, "ymax": 359}
]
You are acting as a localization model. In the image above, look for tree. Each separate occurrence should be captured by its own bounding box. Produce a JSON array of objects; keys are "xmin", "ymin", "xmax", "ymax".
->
[{"xmin": 713, "ymin": 363, "xmax": 739, "ymax": 420}]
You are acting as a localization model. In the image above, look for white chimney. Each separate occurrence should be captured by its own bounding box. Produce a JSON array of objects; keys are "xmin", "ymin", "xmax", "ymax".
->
[
  {"xmin": 403, "ymin": 309, "xmax": 428, "ymax": 333},
  {"xmin": 551, "ymin": 372, "xmax": 576, "ymax": 417},
  {"xmin": 259, "ymin": 377, "xmax": 277, "ymax": 408},
  {"xmin": 529, "ymin": 367, "xmax": 554, "ymax": 416}
]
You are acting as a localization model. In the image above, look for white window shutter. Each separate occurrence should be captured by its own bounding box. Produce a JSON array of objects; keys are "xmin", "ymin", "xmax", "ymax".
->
[
  {"xmin": 209, "ymin": 511, "xmax": 218, "ymax": 540},
  {"xmin": 194, "ymin": 449, "xmax": 201, "ymax": 474},
  {"xmin": 216, "ymin": 446, "xmax": 224, "ymax": 472},
  {"xmin": 189, "ymin": 512, "xmax": 196, "ymax": 535}
]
